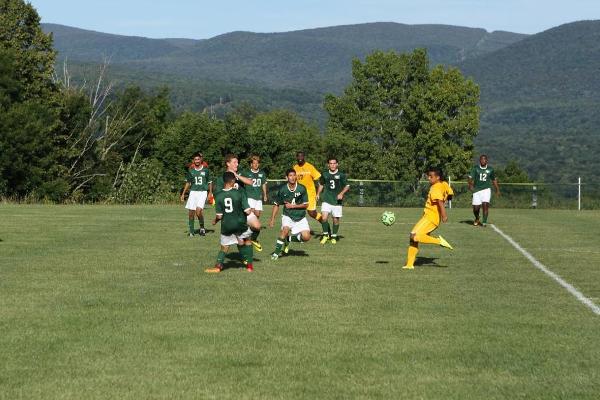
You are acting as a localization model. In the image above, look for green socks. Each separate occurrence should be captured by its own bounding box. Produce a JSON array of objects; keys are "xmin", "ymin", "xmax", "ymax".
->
[
  {"xmin": 188, "ymin": 218, "xmax": 195, "ymax": 234},
  {"xmin": 216, "ymin": 250, "xmax": 226, "ymax": 264},
  {"xmin": 240, "ymin": 245, "xmax": 253, "ymax": 264},
  {"xmin": 274, "ymin": 239, "xmax": 285, "ymax": 254},
  {"xmin": 289, "ymin": 233, "xmax": 304, "ymax": 243},
  {"xmin": 321, "ymin": 221, "xmax": 330, "ymax": 237},
  {"xmin": 251, "ymin": 229, "xmax": 260, "ymax": 241},
  {"xmin": 332, "ymin": 224, "xmax": 339, "ymax": 238},
  {"xmin": 198, "ymin": 215, "xmax": 204, "ymax": 229}
]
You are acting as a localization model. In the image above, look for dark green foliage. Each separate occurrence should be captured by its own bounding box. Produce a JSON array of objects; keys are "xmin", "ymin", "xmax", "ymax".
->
[
  {"xmin": 1, "ymin": 0, "xmax": 56, "ymax": 100},
  {"xmin": 325, "ymin": 49, "xmax": 479, "ymax": 186}
]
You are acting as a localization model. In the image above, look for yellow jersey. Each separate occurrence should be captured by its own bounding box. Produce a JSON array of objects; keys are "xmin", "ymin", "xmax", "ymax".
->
[
  {"xmin": 293, "ymin": 162, "xmax": 321, "ymax": 194},
  {"xmin": 441, "ymin": 181, "xmax": 454, "ymax": 199},
  {"xmin": 423, "ymin": 182, "xmax": 446, "ymax": 224}
]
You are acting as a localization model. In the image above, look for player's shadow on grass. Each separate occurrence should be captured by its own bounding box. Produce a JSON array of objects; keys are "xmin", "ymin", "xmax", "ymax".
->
[
  {"xmin": 195, "ymin": 228, "xmax": 215, "ymax": 234},
  {"xmin": 283, "ymin": 249, "xmax": 309, "ymax": 257},
  {"xmin": 415, "ymin": 257, "xmax": 447, "ymax": 268},
  {"xmin": 459, "ymin": 220, "xmax": 476, "ymax": 225}
]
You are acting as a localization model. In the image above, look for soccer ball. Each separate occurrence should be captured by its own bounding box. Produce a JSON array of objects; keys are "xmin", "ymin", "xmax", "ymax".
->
[{"xmin": 381, "ymin": 211, "xmax": 396, "ymax": 226}]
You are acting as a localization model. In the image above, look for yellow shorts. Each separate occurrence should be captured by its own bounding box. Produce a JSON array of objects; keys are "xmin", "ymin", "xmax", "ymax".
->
[
  {"xmin": 411, "ymin": 216, "xmax": 438, "ymax": 236},
  {"xmin": 307, "ymin": 192, "xmax": 317, "ymax": 211}
]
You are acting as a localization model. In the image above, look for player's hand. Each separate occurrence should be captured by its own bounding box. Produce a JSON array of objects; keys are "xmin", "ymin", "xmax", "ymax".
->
[
  {"xmin": 268, "ymin": 219, "xmax": 274, "ymax": 228},
  {"xmin": 336, "ymin": 194, "xmax": 344, "ymax": 200},
  {"xmin": 442, "ymin": 215, "xmax": 448, "ymax": 223},
  {"xmin": 180, "ymin": 194, "xmax": 185, "ymax": 202},
  {"xmin": 263, "ymin": 195, "xmax": 268, "ymax": 203},
  {"xmin": 284, "ymin": 202, "xmax": 294, "ymax": 209},
  {"xmin": 212, "ymin": 219, "xmax": 218, "ymax": 225}
]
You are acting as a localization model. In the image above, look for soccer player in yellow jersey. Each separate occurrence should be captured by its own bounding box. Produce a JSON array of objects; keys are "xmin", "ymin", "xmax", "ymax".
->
[
  {"xmin": 403, "ymin": 167, "xmax": 454, "ymax": 270},
  {"xmin": 292, "ymin": 151, "xmax": 323, "ymax": 222}
]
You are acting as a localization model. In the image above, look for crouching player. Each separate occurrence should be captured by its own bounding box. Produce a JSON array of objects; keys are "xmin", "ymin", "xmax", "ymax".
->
[
  {"xmin": 403, "ymin": 167, "xmax": 454, "ymax": 270},
  {"xmin": 205, "ymin": 172, "xmax": 254, "ymax": 273},
  {"xmin": 269, "ymin": 169, "xmax": 311, "ymax": 260}
]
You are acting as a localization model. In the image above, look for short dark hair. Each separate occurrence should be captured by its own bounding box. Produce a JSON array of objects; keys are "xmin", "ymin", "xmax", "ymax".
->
[
  {"xmin": 327, "ymin": 156, "xmax": 338, "ymax": 163},
  {"xmin": 427, "ymin": 166, "xmax": 442, "ymax": 178},
  {"xmin": 193, "ymin": 152, "xmax": 203, "ymax": 159},
  {"xmin": 223, "ymin": 171, "xmax": 236, "ymax": 184},
  {"xmin": 296, "ymin": 151, "xmax": 305, "ymax": 156},
  {"xmin": 286, "ymin": 168, "xmax": 296, "ymax": 176}
]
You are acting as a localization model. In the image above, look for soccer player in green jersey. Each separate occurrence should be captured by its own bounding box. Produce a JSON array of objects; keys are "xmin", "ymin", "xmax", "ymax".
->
[
  {"xmin": 268, "ymin": 169, "xmax": 311, "ymax": 260},
  {"xmin": 205, "ymin": 172, "xmax": 254, "ymax": 273},
  {"xmin": 180, "ymin": 153, "xmax": 212, "ymax": 236},
  {"xmin": 239, "ymin": 155, "xmax": 268, "ymax": 251},
  {"xmin": 317, "ymin": 157, "xmax": 350, "ymax": 245},
  {"xmin": 468, "ymin": 154, "xmax": 501, "ymax": 227},
  {"xmin": 213, "ymin": 154, "xmax": 262, "ymax": 234}
]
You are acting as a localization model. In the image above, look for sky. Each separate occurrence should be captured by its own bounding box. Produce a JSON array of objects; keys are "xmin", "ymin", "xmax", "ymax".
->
[{"xmin": 29, "ymin": 0, "xmax": 600, "ymax": 39}]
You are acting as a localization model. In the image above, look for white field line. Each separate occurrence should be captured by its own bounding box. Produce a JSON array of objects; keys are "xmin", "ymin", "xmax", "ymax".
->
[{"xmin": 491, "ymin": 224, "xmax": 600, "ymax": 316}]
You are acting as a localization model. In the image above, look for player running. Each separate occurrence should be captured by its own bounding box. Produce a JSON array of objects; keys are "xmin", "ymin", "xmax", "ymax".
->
[
  {"xmin": 317, "ymin": 157, "xmax": 350, "ymax": 244},
  {"xmin": 293, "ymin": 151, "xmax": 323, "ymax": 223},
  {"xmin": 205, "ymin": 172, "xmax": 254, "ymax": 273},
  {"xmin": 468, "ymin": 154, "xmax": 500, "ymax": 227},
  {"xmin": 269, "ymin": 169, "xmax": 311, "ymax": 260},
  {"xmin": 239, "ymin": 155, "xmax": 268, "ymax": 251},
  {"xmin": 403, "ymin": 167, "xmax": 453, "ymax": 270},
  {"xmin": 180, "ymin": 153, "xmax": 212, "ymax": 237}
]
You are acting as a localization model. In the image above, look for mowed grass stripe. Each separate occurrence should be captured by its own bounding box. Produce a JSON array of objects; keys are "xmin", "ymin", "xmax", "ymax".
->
[{"xmin": 1, "ymin": 205, "xmax": 599, "ymax": 399}]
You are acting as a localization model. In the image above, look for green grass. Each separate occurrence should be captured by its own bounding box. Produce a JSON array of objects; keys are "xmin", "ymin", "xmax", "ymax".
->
[{"xmin": 1, "ymin": 205, "xmax": 599, "ymax": 399}]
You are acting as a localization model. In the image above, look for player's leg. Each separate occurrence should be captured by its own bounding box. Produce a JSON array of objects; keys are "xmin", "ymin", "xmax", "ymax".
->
[
  {"xmin": 330, "ymin": 205, "xmax": 342, "ymax": 244},
  {"xmin": 206, "ymin": 243, "xmax": 230, "ymax": 273},
  {"xmin": 187, "ymin": 209, "xmax": 196, "ymax": 236},
  {"xmin": 307, "ymin": 193, "xmax": 323, "ymax": 222},
  {"xmin": 331, "ymin": 217, "xmax": 340, "ymax": 244},
  {"xmin": 196, "ymin": 191, "xmax": 208, "ymax": 235},
  {"xmin": 185, "ymin": 192, "xmax": 198, "ymax": 235},
  {"xmin": 240, "ymin": 238, "xmax": 254, "ymax": 272},
  {"xmin": 272, "ymin": 223, "xmax": 290, "ymax": 259},
  {"xmin": 320, "ymin": 205, "xmax": 331, "ymax": 244},
  {"xmin": 289, "ymin": 218, "xmax": 311, "ymax": 243},
  {"xmin": 249, "ymin": 200, "xmax": 263, "ymax": 250},
  {"xmin": 196, "ymin": 208, "xmax": 205, "ymax": 235},
  {"xmin": 472, "ymin": 191, "xmax": 482, "ymax": 225},
  {"xmin": 403, "ymin": 233, "xmax": 419, "ymax": 270},
  {"xmin": 480, "ymin": 189, "xmax": 492, "ymax": 226}
]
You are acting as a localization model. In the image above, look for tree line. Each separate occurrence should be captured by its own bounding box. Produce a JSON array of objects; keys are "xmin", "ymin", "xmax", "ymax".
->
[{"xmin": 1, "ymin": 0, "xmax": 482, "ymax": 203}]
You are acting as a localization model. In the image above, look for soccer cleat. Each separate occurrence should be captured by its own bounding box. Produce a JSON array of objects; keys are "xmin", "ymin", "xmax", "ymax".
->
[
  {"xmin": 473, "ymin": 219, "xmax": 480, "ymax": 226},
  {"xmin": 330, "ymin": 237, "xmax": 337, "ymax": 245},
  {"xmin": 252, "ymin": 240, "xmax": 263, "ymax": 252},
  {"xmin": 246, "ymin": 263, "xmax": 254, "ymax": 272},
  {"xmin": 188, "ymin": 233, "xmax": 194, "ymax": 237},
  {"xmin": 199, "ymin": 228, "xmax": 206, "ymax": 236},
  {"xmin": 439, "ymin": 235, "xmax": 453, "ymax": 250},
  {"xmin": 204, "ymin": 263, "xmax": 223, "ymax": 273},
  {"xmin": 481, "ymin": 223, "xmax": 487, "ymax": 227},
  {"xmin": 270, "ymin": 253, "xmax": 279, "ymax": 261},
  {"xmin": 242, "ymin": 259, "xmax": 248, "ymax": 265},
  {"xmin": 283, "ymin": 242, "xmax": 290, "ymax": 254},
  {"xmin": 402, "ymin": 265, "xmax": 415, "ymax": 270},
  {"xmin": 320, "ymin": 235, "xmax": 329, "ymax": 245}
]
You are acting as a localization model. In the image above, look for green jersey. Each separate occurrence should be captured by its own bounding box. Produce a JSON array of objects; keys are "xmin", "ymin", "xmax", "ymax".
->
[
  {"xmin": 240, "ymin": 169, "xmax": 267, "ymax": 200},
  {"xmin": 273, "ymin": 183, "xmax": 308, "ymax": 222},
  {"xmin": 469, "ymin": 165, "xmax": 496, "ymax": 191},
  {"xmin": 214, "ymin": 173, "xmax": 245, "ymax": 195},
  {"xmin": 319, "ymin": 169, "xmax": 349, "ymax": 205},
  {"xmin": 185, "ymin": 167, "xmax": 210, "ymax": 191},
  {"xmin": 214, "ymin": 188, "xmax": 250, "ymax": 235}
]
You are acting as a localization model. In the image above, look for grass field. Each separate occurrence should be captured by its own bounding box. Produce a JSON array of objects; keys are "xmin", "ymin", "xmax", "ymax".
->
[{"xmin": 1, "ymin": 204, "xmax": 599, "ymax": 399}]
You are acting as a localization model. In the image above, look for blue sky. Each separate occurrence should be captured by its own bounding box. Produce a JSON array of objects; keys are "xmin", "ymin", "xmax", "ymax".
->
[{"xmin": 29, "ymin": 0, "xmax": 600, "ymax": 39}]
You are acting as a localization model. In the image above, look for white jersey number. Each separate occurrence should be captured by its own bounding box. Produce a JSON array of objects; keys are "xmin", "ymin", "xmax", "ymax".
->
[{"xmin": 224, "ymin": 198, "xmax": 233, "ymax": 213}]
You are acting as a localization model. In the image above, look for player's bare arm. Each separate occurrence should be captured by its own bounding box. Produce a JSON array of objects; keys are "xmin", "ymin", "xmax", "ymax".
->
[
  {"xmin": 269, "ymin": 204, "xmax": 279, "ymax": 228},
  {"xmin": 337, "ymin": 185, "xmax": 350, "ymax": 200},
  {"xmin": 316, "ymin": 183, "xmax": 324, "ymax": 200},
  {"xmin": 180, "ymin": 182, "xmax": 190, "ymax": 202},
  {"xmin": 262, "ymin": 183, "xmax": 268, "ymax": 202},
  {"xmin": 493, "ymin": 179, "xmax": 501, "ymax": 196},
  {"xmin": 436, "ymin": 200, "xmax": 448, "ymax": 223},
  {"xmin": 235, "ymin": 173, "xmax": 253, "ymax": 186},
  {"xmin": 212, "ymin": 214, "xmax": 223, "ymax": 225}
]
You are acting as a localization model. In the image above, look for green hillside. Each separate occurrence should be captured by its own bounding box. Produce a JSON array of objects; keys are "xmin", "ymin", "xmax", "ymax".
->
[
  {"xmin": 459, "ymin": 20, "xmax": 600, "ymax": 183},
  {"xmin": 43, "ymin": 22, "xmax": 526, "ymax": 93}
]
